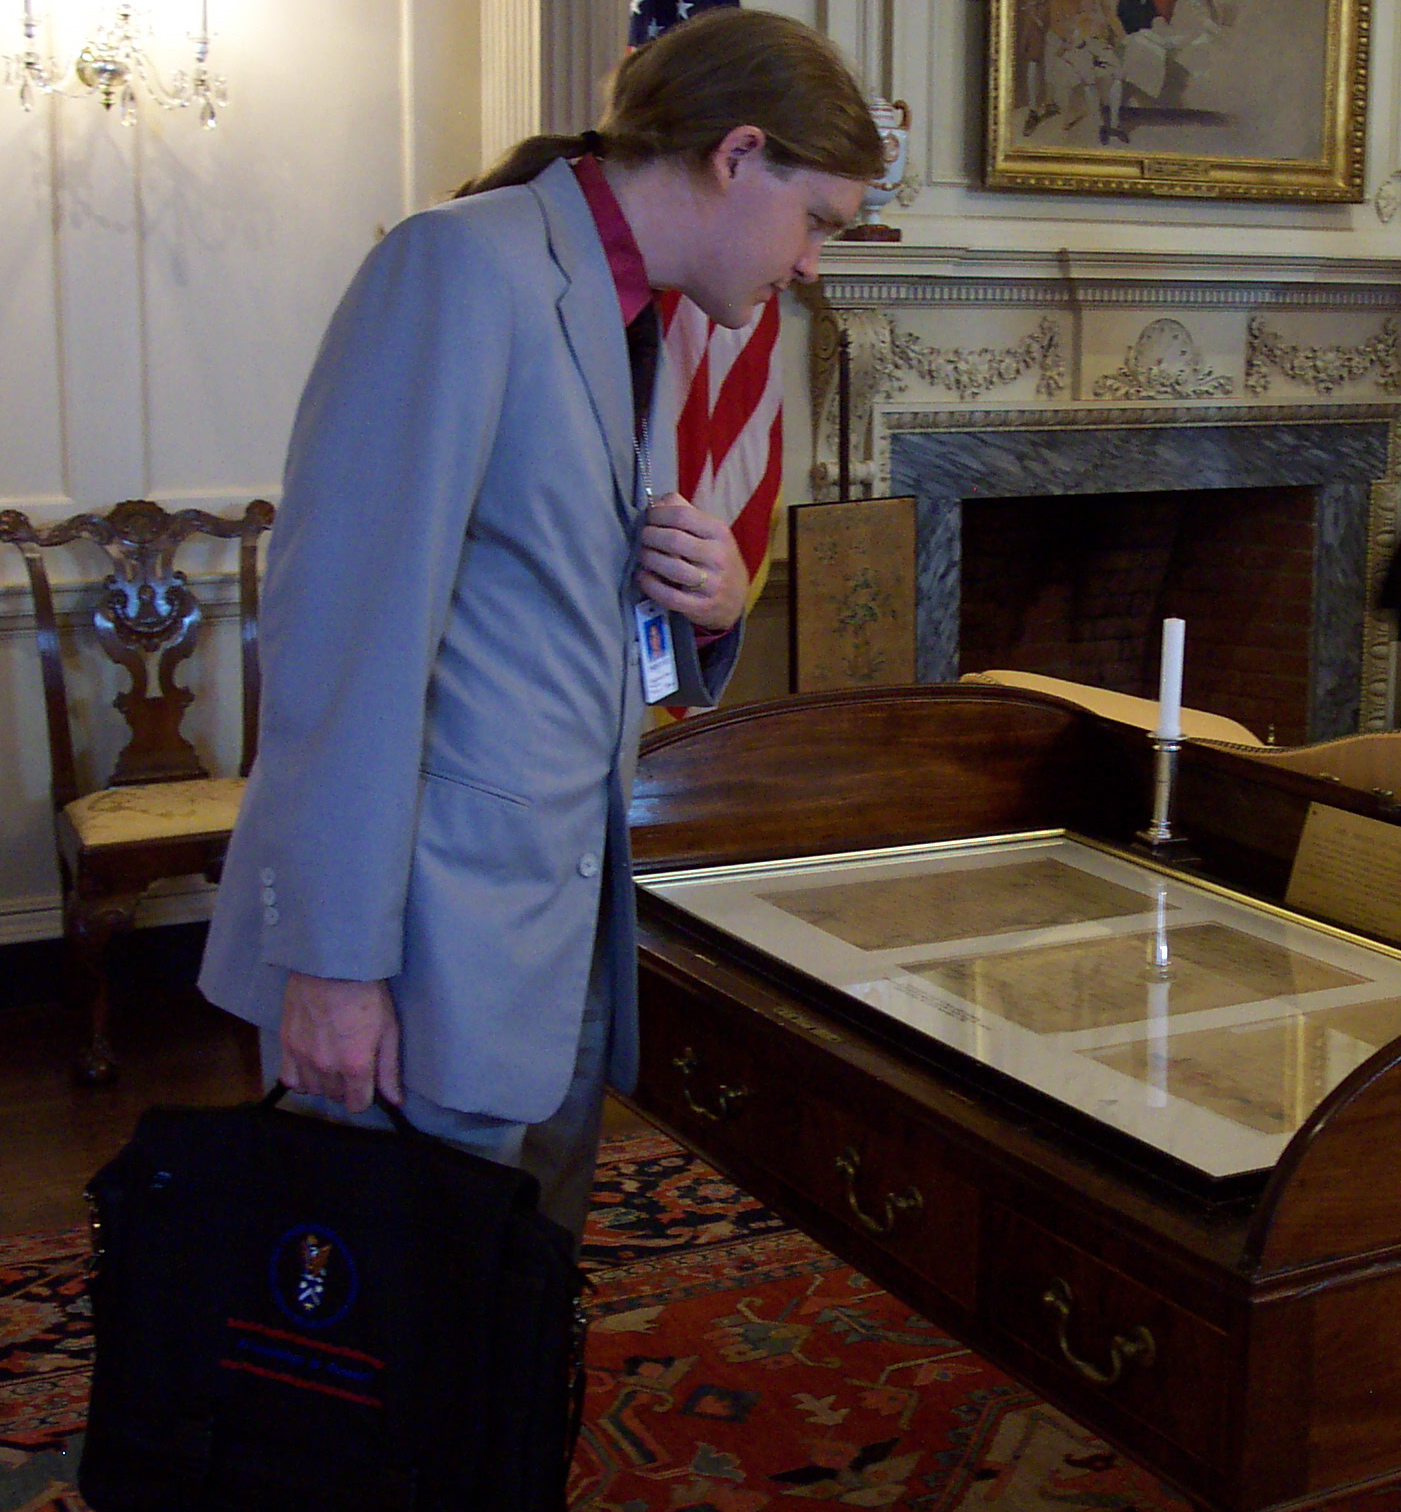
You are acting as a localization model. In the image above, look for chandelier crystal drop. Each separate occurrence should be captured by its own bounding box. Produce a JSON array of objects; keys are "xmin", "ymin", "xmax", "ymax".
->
[{"xmin": 4, "ymin": 2, "xmax": 226, "ymax": 127}]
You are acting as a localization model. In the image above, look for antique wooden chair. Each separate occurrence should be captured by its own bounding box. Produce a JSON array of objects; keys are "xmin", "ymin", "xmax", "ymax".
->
[{"xmin": 0, "ymin": 498, "xmax": 275, "ymax": 1082}]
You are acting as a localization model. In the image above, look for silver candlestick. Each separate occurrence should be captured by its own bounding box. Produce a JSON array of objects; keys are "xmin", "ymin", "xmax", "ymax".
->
[{"xmin": 1135, "ymin": 737, "xmax": 1194, "ymax": 860}]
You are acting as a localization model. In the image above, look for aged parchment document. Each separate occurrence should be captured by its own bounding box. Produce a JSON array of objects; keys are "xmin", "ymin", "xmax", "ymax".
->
[
  {"xmin": 762, "ymin": 858, "xmax": 1160, "ymax": 951},
  {"xmin": 910, "ymin": 922, "xmax": 1364, "ymax": 1034},
  {"xmin": 1091, "ymin": 996, "xmax": 1401, "ymax": 1134}
]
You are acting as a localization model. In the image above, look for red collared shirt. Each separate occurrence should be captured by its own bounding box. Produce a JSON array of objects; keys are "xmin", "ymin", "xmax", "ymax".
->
[
  {"xmin": 571, "ymin": 153, "xmax": 727, "ymax": 645},
  {"xmin": 571, "ymin": 153, "xmax": 653, "ymax": 326}
]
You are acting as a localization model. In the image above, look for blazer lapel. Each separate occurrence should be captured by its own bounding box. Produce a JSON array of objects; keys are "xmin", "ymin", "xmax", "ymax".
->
[{"xmin": 530, "ymin": 160, "xmax": 637, "ymax": 519}]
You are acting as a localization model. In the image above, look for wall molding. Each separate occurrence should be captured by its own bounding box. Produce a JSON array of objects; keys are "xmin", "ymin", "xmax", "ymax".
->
[
  {"xmin": 820, "ymin": 244, "xmax": 1401, "ymax": 294},
  {"xmin": 878, "ymin": 401, "xmax": 1398, "ymax": 434},
  {"xmin": 1093, "ymin": 320, "xmax": 1236, "ymax": 402},
  {"xmin": 818, "ymin": 271, "xmax": 1401, "ymax": 314},
  {"xmin": 0, "ymin": 882, "xmax": 216, "ymax": 947}
]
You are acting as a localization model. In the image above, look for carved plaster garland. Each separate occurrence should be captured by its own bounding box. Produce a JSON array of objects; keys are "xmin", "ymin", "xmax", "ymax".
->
[
  {"xmin": 809, "ymin": 311, "xmax": 1066, "ymax": 498},
  {"xmin": 1245, "ymin": 315, "xmax": 1401, "ymax": 397},
  {"xmin": 1376, "ymin": 170, "xmax": 1401, "ymax": 224},
  {"xmin": 1092, "ymin": 318, "xmax": 1234, "ymax": 401},
  {"xmin": 888, "ymin": 317, "xmax": 1066, "ymax": 404}
]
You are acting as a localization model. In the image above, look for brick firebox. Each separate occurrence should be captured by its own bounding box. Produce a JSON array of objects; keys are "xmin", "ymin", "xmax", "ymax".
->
[
  {"xmin": 961, "ymin": 486, "xmax": 1315, "ymax": 745},
  {"xmin": 888, "ymin": 415, "xmax": 1392, "ymax": 743}
]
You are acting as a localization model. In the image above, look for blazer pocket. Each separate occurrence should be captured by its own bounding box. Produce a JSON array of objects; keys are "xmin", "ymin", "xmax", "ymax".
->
[{"xmin": 419, "ymin": 767, "xmax": 532, "ymax": 808}]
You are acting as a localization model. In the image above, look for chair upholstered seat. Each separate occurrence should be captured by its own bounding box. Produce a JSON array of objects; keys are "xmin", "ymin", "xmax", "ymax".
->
[{"xmin": 64, "ymin": 777, "xmax": 247, "ymax": 848}]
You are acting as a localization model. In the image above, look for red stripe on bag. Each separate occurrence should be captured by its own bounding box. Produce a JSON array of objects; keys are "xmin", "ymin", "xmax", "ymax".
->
[
  {"xmin": 219, "ymin": 1357, "xmax": 383, "ymax": 1408},
  {"xmin": 226, "ymin": 1316, "xmax": 384, "ymax": 1367}
]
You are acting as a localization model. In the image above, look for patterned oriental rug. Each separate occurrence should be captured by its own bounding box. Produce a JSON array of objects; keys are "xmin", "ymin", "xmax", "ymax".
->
[{"xmin": 1, "ymin": 1129, "xmax": 1395, "ymax": 1512}]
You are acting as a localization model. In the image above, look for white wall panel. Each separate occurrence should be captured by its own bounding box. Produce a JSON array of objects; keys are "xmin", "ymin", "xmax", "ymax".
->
[
  {"xmin": 0, "ymin": 0, "xmax": 484, "ymax": 940},
  {"xmin": 141, "ymin": 0, "xmax": 405, "ymax": 504},
  {"xmin": 411, "ymin": 0, "xmax": 483, "ymax": 204},
  {"xmin": 0, "ymin": 105, "xmax": 66, "ymax": 512}
]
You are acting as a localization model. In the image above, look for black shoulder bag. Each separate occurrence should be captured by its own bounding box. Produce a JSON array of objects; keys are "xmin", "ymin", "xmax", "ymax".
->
[{"xmin": 79, "ymin": 1084, "xmax": 586, "ymax": 1511}]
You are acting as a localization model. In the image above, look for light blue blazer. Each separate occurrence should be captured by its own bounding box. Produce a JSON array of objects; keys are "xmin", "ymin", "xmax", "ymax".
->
[{"xmin": 199, "ymin": 159, "xmax": 739, "ymax": 1122}]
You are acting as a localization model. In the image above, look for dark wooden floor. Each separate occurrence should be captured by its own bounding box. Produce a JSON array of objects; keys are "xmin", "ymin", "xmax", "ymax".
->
[
  {"xmin": 0, "ymin": 925, "xmax": 261, "ymax": 1235},
  {"xmin": 0, "ymin": 923, "xmax": 651, "ymax": 1237}
]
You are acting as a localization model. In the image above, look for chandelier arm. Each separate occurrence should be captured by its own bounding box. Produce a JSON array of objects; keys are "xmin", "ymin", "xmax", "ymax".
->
[{"xmin": 6, "ymin": 2, "xmax": 225, "ymax": 124}]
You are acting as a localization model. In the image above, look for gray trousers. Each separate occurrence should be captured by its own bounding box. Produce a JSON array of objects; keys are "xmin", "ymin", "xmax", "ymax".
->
[{"xmin": 258, "ymin": 961, "xmax": 612, "ymax": 1249}]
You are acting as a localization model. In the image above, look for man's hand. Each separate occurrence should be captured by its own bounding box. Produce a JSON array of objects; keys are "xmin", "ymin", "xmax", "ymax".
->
[
  {"xmin": 636, "ymin": 495, "xmax": 748, "ymax": 632},
  {"xmin": 279, "ymin": 971, "xmax": 403, "ymax": 1113}
]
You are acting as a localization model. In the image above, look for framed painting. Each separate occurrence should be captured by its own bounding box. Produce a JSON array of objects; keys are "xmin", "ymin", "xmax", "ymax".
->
[
  {"xmin": 789, "ymin": 495, "xmax": 917, "ymax": 694},
  {"xmin": 984, "ymin": 0, "xmax": 1370, "ymax": 201}
]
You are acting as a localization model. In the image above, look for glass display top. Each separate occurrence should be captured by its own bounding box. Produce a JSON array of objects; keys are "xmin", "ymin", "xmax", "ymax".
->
[{"xmin": 639, "ymin": 833, "xmax": 1401, "ymax": 1180}]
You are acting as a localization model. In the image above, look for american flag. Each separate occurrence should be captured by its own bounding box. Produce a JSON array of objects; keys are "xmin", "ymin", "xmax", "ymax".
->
[
  {"xmin": 627, "ymin": 0, "xmax": 738, "ymax": 48},
  {"xmin": 629, "ymin": 0, "xmax": 782, "ymax": 712}
]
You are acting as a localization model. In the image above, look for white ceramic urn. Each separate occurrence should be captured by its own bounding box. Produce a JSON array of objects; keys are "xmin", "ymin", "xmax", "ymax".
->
[{"xmin": 858, "ymin": 96, "xmax": 910, "ymax": 228}]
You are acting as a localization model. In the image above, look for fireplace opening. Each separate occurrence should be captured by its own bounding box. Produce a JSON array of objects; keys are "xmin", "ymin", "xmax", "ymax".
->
[{"xmin": 959, "ymin": 486, "xmax": 1316, "ymax": 745}]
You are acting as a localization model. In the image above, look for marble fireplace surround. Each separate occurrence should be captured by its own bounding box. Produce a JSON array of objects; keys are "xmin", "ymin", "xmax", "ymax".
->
[
  {"xmin": 885, "ymin": 411, "xmax": 1394, "ymax": 740},
  {"xmin": 802, "ymin": 259, "xmax": 1401, "ymax": 737}
]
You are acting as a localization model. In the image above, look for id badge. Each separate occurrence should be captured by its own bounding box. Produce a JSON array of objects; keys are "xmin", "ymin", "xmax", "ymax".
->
[{"xmin": 634, "ymin": 598, "xmax": 679, "ymax": 703}]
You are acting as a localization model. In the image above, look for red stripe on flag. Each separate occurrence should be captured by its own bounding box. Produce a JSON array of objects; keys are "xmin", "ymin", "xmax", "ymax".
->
[
  {"xmin": 706, "ymin": 297, "xmax": 780, "ymax": 475},
  {"xmin": 675, "ymin": 350, "xmax": 711, "ymax": 500},
  {"xmin": 729, "ymin": 409, "xmax": 782, "ymax": 579}
]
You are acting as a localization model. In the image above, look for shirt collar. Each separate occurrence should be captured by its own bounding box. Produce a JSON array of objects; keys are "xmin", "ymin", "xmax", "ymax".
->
[{"xmin": 571, "ymin": 153, "xmax": 653, "ymax": 326}]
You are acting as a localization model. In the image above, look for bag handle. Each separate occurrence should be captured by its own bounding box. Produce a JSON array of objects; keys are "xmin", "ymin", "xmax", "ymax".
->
[
  {"xmin": 258, "ymin": 1080, "xmax": 545, "ymax": 1211},
  {"xmin": 261, "ymin": 1079, "xmax": 421, "ymax": 1139}
]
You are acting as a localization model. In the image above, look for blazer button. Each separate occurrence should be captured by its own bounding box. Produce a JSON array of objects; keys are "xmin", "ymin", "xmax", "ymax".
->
[
  {"xmin": 261, "ymin": 886, "xmax": 277, "ymax": 905},
  {"xmin": 264, "ymin": 905, "xmax": 280, "ymax": 926},
  {"xmin": 259, "ymin": 866, "xmax": 276, "ymax": 886},
  {"xmin": 577, "ymin": 853, "xmax": 600, "ymax": 878}
]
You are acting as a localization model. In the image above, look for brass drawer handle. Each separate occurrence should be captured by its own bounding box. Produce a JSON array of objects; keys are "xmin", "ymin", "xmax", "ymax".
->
[
  {"xmin": 1041, "ymin": 1276, "xmax": 1157, "ymax": 1386},
  {"xmin": 672, "ymin": 1048, "xmax": 750, "ymax": 1122},
  {"xmin": 834, "ymin": 1145, "xmax": 924, "ymax": 1235}
]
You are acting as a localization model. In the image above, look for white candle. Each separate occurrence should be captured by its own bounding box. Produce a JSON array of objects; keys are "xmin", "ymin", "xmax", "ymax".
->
[{"xmin": 1155, "ymin": 617, "xmax": 1185, "ymax": 741}]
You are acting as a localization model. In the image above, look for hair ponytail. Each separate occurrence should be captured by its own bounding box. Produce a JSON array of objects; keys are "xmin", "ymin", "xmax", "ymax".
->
[{"xmin": 453, "ymin": 131, "xmax": 605, "ymax": 198}]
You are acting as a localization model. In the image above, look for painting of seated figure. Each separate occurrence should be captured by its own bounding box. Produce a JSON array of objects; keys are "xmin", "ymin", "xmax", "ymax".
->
[{"xmin": 987, "ymin": 0, "xmax": 1368, "ymax": 201}]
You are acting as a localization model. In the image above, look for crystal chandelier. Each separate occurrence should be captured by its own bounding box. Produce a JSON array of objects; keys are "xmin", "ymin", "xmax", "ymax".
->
[{"xmin": 4, "ymin": 2, "xmax": 226, "ymax": 127}]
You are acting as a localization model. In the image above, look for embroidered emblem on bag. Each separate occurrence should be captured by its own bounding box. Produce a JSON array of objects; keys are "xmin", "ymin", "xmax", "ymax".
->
[
  {"xmin": 269, "ymin": 1223, "xmax": 358, "ymax": 1329},
  {"xmin": 297, "ymin": 1233, "xmax": 333, "ymax": 1312}
]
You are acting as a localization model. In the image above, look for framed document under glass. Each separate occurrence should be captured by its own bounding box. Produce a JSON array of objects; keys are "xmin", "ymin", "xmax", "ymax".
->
[{"xmin": 639, "ymin": 832, "xmax": 1401, "ymax": 1192}]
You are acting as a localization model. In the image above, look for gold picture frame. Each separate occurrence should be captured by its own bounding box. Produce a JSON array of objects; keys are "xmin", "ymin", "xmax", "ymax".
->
[
  {"xmin": 985, "ymin": 0, "xmax": 1370, "ymax": 202},
  {"xmin": 789, "ymin": 495, "xmax": 917, "ymax": 694}
]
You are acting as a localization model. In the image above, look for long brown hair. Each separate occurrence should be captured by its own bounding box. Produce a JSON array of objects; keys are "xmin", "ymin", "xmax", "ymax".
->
[{"xmin": 457, "ymin": 10, "xmax": 882, "ymax": 197}]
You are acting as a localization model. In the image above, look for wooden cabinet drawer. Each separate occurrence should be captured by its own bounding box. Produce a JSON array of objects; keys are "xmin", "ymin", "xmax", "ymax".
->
[
  {"xmin": 636, "ymin": 966, "xmax": 775, "ymax": 1160},
  {"xmin": 637, "ymin": 963, "xmax": 981, "ymax": 1310},
  {"xmin": 982, "ymin": 1208, "xmax": 1230, "ymax": 1466},
  {"xmin": 764, "ymin": 1083, "xmax": 982, "ymax": 1310}
]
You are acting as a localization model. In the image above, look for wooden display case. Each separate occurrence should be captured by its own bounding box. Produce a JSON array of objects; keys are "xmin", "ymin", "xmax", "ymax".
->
[{"xmin": 626, "ymin": 683, "xmax": 1401, "ymax": 1512}]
